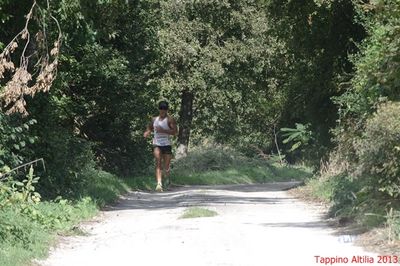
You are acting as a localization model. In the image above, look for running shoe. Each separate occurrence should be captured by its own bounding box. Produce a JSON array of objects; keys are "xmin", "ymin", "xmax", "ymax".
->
[{"xmin": 155, "ymin": 183, "xmax": 163, "ymax": 192}]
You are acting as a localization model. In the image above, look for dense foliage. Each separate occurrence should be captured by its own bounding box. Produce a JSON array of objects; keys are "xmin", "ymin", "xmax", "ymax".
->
[
  {"xmin": 0, "ymin": 0, "xmax": 399, "ymax": 258},
  {"xmin": 155, "ymin": 0, "xmax": 288, "ymax": 155},
  {"xmin": 335, "ymin": 1, "xmax": 399, "ymax": 179},
  {"xmin": 0, "ymin": 0, "xmax": 369, "ymax": 193},
  {"xmin": 314, "ymin": 0, "xmax": 400, "ymax": 237}
]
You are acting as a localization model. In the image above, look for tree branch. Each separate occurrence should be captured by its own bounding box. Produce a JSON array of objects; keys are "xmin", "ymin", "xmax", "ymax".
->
[{"xmin": 0, "ymin": 0, "xmax": 62, "ymax": 116}]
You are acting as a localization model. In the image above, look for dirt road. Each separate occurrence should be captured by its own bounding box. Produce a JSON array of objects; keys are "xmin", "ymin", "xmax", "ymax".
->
[{"xmin": 38, "ymin": 182, "xmax": 381, "ymax": 266}]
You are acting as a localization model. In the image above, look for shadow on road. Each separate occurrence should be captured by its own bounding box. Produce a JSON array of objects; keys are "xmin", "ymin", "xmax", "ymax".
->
[
  {"xmin": 260, "ymin": 221, "xmax": 329, "ymax": 229},
  {"xmin": 104, "ymin": 182, "xmax": 303, "ymax": 212},
  {"xmin": 173, "ymin": 182, "xmax": 304, "ymax": 193}
]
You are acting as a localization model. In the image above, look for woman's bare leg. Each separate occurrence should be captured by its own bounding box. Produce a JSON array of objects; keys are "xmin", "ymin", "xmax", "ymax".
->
[
  {"xmin": 163, "ymin": 154, "xmax": 172, "ymax": 186},
  {"xmin": 153, "ymin": 147, "xmax": 162, "ymax": 188}
]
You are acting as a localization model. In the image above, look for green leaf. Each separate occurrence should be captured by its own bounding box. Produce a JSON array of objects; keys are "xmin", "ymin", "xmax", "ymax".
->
[
  {"xmin": 295, "ymin": 123, "xmax": 306, "ymax": 130},
  {"xmin": 280, "ymin": 127, "xmax": 298, "ymax": 132},
  {"xmin": 290, "ymin": 141, "xmax": 302, "ymax": 151},
  {"xmin": 282, "ymin": 132, "xmax": 302, "ymax": 143}
]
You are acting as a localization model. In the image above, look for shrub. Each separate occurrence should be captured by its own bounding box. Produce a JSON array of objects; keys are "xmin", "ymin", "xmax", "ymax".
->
[
  {"xmin": 0, "ymin": 113, "xmax": 37, "ymax": 167},
  {"xmin": 168, "ymin": 144, "xmax": 311, "ymax": 185},
  {"xmin": 171, "ymin": 145, "xmax": 248, "ymax": 174},
  {"xmin": 0, "ymin": 166, "xmax": 99, "ymax": 266},
  {"xmin": 35, "ymin": 130, "xmax": 96, "ymax": 198},
  {"xmin": 0, "ymin": 166, "xmax": 41, "ymax": 208},
  {"xmin": 355, "ymin": 102, "xmax": 400, "ymax": 198},
  {"xmin": 329, "ymin": 174, "xmax": 363, "ymax": 216}
]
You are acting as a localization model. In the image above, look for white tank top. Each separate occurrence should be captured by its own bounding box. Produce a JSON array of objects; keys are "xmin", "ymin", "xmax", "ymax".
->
[{"xmin": 153, "ymin": 116, "xmax": 171, "ymax": 146}]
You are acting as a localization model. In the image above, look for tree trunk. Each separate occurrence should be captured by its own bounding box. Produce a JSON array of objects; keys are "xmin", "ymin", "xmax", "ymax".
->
[{"xmin": 176, "ymin": 90, "xmax": 194, "ymax": 159}]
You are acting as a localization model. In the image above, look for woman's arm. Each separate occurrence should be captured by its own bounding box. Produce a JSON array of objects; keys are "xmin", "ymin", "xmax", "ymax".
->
[{"xmin": 143, "ymin": 117, "xmax": 155, "ymax": 138}]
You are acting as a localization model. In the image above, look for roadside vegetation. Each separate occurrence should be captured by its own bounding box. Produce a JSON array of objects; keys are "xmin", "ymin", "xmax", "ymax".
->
[
  {"xmin": 0, "ymin": 167, "xmax": 131, "ymax": 266},
  {"xmin": 133, "ymin": 144, "xmax": 312, "ymax": 188},
  {"xmin": 171, "ymin": 145, "xmax": 311, "ymax": 185},
  {"xmin": 294, "ymin": 1, "xmax": 400, "ymax": 250}
]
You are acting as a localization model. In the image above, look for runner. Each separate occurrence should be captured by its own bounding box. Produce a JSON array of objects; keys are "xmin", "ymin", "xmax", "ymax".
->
[{"xmin": 143, "ymin": 100, "xmax": 178, "ymax": 192}]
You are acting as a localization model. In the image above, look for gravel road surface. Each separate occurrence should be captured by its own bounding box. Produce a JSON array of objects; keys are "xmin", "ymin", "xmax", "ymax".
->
[{"xmin": 38, "ymin": 182, "xmax": 381, "ymax": 266}]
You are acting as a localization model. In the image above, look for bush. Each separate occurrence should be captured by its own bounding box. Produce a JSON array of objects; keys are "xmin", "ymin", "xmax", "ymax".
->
[
  {"xmin": 355, "ymin": 102, "xmax": 400, "ymax": 198},
  {"xmin": 329, "ymin": 174, "xmax": 363, "ymax": 216},
  {"xmin": 0, "ymin": 165, "xmax": 124, "ymax": 266},
  {"xmin": 35, "ymin": 130, "xmax": 96, "ymax": 198},
  {"xmin": 169, "ymin": 144, "xmax": 311, "ymax": 185},
  {"xmin": 0, "ymin": 113, "xmax": 37, "ymax": 167},
  {"xmin": 81, "ymin": 169, "xmax": 130, "ymax": 207},
  {"xmin": 172, "ymin": 145, "xmax": 249, "ymax": 174}
]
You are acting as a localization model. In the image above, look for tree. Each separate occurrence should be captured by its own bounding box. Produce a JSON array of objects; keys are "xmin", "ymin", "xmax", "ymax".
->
[
  {"xmin": 28, "ymin": 0, "xmax": 160, "ymax": 177},
  {"xmin": 156, "ymin": 0, "xmax": 287, "ymax": 157},
  {"xmin": 267, "ymin": 0, "xmax": 365, "ymax": 162}
]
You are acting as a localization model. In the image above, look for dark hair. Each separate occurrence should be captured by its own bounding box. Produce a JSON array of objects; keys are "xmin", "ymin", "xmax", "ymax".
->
[{"xmin": 158, "ymin": 100, "xmax": 169, "ymax": 110}]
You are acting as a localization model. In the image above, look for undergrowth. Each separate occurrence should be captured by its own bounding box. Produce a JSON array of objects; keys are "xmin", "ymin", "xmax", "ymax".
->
[
  {"xmin": 169, "ymin": 146, "xmax": 312, "ymax": 185},
  {"xmin": 304, "ymin": 173, "xmax": 400, "ymax": 244},
  {"xmin": 0, "ymin": 167, "xmax": 134, "ymax": 266}
]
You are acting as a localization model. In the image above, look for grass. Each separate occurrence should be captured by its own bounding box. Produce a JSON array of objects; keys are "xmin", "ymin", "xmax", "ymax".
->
[
  {"xmin": 0, "ymin": 199, "xmax": 98, "ymax": 266},
  {"xmin": 125, "ymin": 174, "xmax": 155, "ymax": 191},
  {"xmin": 170, "ymin": 146, "xmax": 312, "ymax": 185},
  {"xmin": 0, "ymin": 169, "xmax": 132, "ymax": 266},
  {"xmin": 129, "ymin": 145, "xmax": 312, "ymax": 188},
  {"xmin": 0, "ymin": 207, "xmax": 52, "ymax": 266},
  {"xmin": 82, "ymin": 169, "xmax": 131, "ymax": 207},
  {"xmin": 180, "ymin": 207, "xmax": 218, "ymax": 219},
  {"xmin": 299, "ymin": 177, "xmax": 335, "ymax": 203},
  {"xmin": 296, "ymin": 173, "xmax": 400, "ymax": 251}
]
